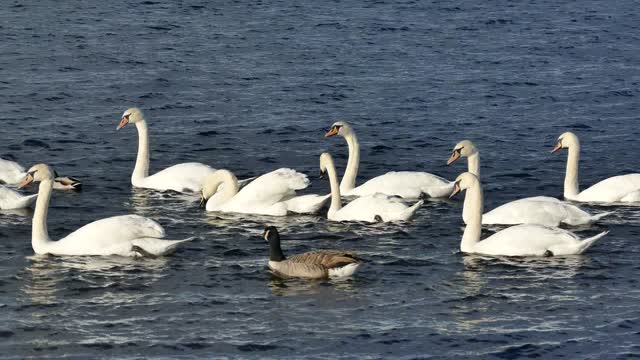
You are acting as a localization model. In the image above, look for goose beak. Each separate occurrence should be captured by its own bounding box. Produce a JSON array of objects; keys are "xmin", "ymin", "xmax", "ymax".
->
[
  {"xmin": 18, "ymin": 174, "xmax": 34, "ymax": 189},
  {"xmin": 116, "ymin": 117, "xmax": 129, "ymax": 130},
  {"xmin": 447, "ymin": 150, "xmax": 461, "ymax": 165},
  {"xmin": 551, "ymin": 142, "xmax": 562, "ymax": 153},
  {"xmin": 325, "ymin": 127, "xmax": 339, "ymax": 137},
  {"xmin": 449, "ymin": 182, "xmax": 461, "ymax": 198}
]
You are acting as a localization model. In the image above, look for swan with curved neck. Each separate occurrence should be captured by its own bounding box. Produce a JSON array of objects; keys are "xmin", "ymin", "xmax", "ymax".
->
[
  {"xmin": 19, "ymin": 163, "xmax": 189, "ymax": 256},
  {"xmin": 319, "ymin": 152, "xmax": 423, "ymax": 222},
  {"xmin": 117, "ymin": 107, "xmax": 217, "ymax": 193},
  {"xmin": 552, "ymin": 131, "xmax": 640, "ymax": 202},
  {"xmin": 200, "ymin": 168, "xmax": 324, "ymax": 216},
  {"xmin": 325, "ymin": 121, "xmax": 453, "ymax": 199},
  {"xmin": 447, "ymin": 140, "xmax": 611, "ymax": 226},
  {"xmin": 450, "ymin": 172, "xmax": 608, "ymax": 256}
]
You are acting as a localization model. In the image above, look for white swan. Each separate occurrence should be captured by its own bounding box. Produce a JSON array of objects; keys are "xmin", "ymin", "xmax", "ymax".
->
[
  {"xmin": 448, "ymin": 140, "xmax": 611, "ymax": 227},
  {"xmin": 450, "ymin": 172, "xmax": 608, "ymax": 256},
  {"xmin": 0, "ymin": 186, "xmax": 37, "ymax": 210},
  {"xmin": 19, "ymin": 164, "xmax": 189, "ymax": 257},
  {"xmin": 117, "ymin": 107, "xmax": 218, "ymax": 193},
  {"xmin": 325, "ymin": 122, "xmax": 453, "ymax": 199},
  {"xmin": 552, "ymin": 131, "xmax": 640, "ymax": 202},
  {"xmin": 320, "ymin": 152, "xmax": 423, "ymax": 222},
  {"xmin": 201, "ymin": 168, "xmax": 325, "ymax": 216},
  {"xmin": 0, "ymin": 158, "xmax": 81, "ymax": 190}
]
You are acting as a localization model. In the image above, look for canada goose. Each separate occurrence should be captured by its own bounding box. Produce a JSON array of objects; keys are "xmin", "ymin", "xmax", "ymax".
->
[{"xmin": 263, "ymin": 226, "xmax": 366, "ymax": 279}]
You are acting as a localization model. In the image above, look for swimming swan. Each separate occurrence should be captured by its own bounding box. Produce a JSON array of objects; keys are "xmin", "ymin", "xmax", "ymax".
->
[
  {"xmin": 117, "ymin": 107, "xmax": 218, "ymax": 193},
  {"xmin": 552, "ymin": 131, "xmax": 640, "ymax": 202},
  {"xmin": 320, "ymin": 152, "xmax": 423, "ymax": 222},
  {"xmin": 19, "ymin": 164, "xmax": 189, "ymax": 257},
  {"xmin": 200, "ymin": 168, "xmax": 325, "ymax": 216},
  {"xmin": 325, "ymin": 121, "xmax": 453, "ymax": 199},
  {"xmin": 450, "ymin": 172, "xmax": 608, "ymax": 256}
]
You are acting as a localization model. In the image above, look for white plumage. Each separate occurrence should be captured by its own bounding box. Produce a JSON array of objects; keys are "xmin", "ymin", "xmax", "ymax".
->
[{"xmin": 0, "ymin": 186, "xmax": 37, "ymax": 210}]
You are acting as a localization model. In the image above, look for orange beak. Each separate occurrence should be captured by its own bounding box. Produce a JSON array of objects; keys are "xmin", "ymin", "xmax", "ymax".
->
[
  {"xmin": 116, "ymin": 117, "xmax": 129, "ymax": 130},
  {"xmin": 551, "ymin": 142, "xmax": 562, "ymax": 153},
  {"xmin": 449, "ymin": 182, "xmax": 461, "ymax": 198},
  {"xmin": 447, "ymin": 150, "xmax": 461, "ymax": 165},
  {"xmin": 324, "ymin": 127, "xmax": 338, "ymax": 137},
  {"xmin": 18, "ymin": 174, "xmax": 34, "ymax": 189}
]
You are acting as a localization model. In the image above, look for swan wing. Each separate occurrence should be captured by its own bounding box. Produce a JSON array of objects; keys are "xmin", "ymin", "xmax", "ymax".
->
[
  {"xmin": 230, "ymin": 168, "xmax": 310, "ymax": 206},
  {"xmin": 348, "ymin": 171, "xmax": 452, "ymax": 199},
  {"xmin": 333, "ymin": 194, "xmax": 422, "ymax": 222},
  {"xmin": 577, "ymin": 174, "xmax": 640, "ymax": 202},
  {"xmin": 283, "ymin": 194, "xmax": 330, "ymax": 214},
  {"xmin": 473, "ymin": 224, "xmax": 586, "ymax": 256},
  {"xmin": 482, "ymin": 196, "xmax": 592, "ymax": 226},
  {"xmin": 138, "ymin": 162, "xmax": 216, "ymax": 192},
  {"xmin": 52, "ymin": 215, "xmax": 166, "ymax": 255}
]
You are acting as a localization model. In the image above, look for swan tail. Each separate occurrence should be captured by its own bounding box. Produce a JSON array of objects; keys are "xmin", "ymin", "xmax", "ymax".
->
[
  {"xmin": 9, "ymin": 194, "xmax": 38, "ymax": 209},
  {"xmin": 393, "ymin": 200, "xmax": 424, "ymax": 221},
  {"xmin": 132, "ymin": 237, "xmax": 193, "ymax": 256},
  {"xmin": 587, "ymin": 211, "xmax": 614, "ymax": 224},
  {"xmin": 575, "ymin": 231, "xmax": 609, "ymax": 254},
  {"xmin": 328, "ymin": 263, "xmax": 361, "ymax": 277}
]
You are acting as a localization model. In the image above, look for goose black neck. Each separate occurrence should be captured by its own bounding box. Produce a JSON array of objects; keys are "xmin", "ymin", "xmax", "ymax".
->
[{"xmin": 266, "ymin": 228, "xmax": 286, "ymax": 262}]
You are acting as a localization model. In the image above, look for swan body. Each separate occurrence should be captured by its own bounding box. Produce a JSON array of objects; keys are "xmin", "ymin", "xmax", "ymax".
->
[
  {"xmin": 21, "ymin": 164, "xmax": 189, "ymax": 257},
  {"xmin": 282, "ymin": 194, "xmax": 331, "ymax": 214},
  {"xmin": 202, "ymin": 168, "xmax": 312, "ymax": 216},
  {"xmin": 0, "ymin": 158, "xmax": 81, "ymax": 190},
  {"xmin": 0, "ymin": 186, "xmax": 37, "ymax": 210},
  {"xmin": 325, "ymin": 121, "xmax": 453, "ymax": 199},
  {"xmin": 320, "ymin": 152, "xmax": 423, "ymax": 222},
  {"xmin": 264, "ymin": 226, "xmax": 365, "ymax": 279},
  {"xmin": 552, "ymin": 132, "xmax": 640, "ymax": 202},
  {"xmin": 117, "ymin": 107, "xmax": 219, "ymax": 193},
  {"xmin": 451, "ymin": 172, "xmax": 607, "ymax": 256},
  {"xmin": 448, "ymin": 140, "xmax": 611, "ymax": 226}
]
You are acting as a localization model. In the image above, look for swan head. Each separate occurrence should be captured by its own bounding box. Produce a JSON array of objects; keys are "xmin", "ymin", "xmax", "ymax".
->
[
  {"xmin": 325, "ymin": 121, "xmax": 353, "ymax": 137},
  {"xmin": 447, "ymin": 140, "xmax": 477, "ymax": 165},
  {"xmin": 551, "ymin": 132, "xmax": 579, "ymax": 153},
  {"xmin": 449, "ymin": 172, "xmax": 480, "ymax": 198},
  {"xmin": 18, "ymin": 163, "xmax": 55, "ymax": 189},
  {"xmin": 117, "ymin": 107, "xmax": 145, "ymax": 130},
  {"xmin": 319, "ymin": 152, "xmax": 334, "ymax": 178}
]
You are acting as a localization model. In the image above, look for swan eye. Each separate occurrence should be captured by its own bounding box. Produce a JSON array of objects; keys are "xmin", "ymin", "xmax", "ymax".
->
[
  {"xmin": 334, "ymin": 125, "xmax": 342, "ymax": 131},
  {"xmin": 124, "ymin": 114, "xmax": 131, "ymax": 119}
]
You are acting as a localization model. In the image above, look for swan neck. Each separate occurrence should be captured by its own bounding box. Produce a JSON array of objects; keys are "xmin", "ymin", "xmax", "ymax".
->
[
  {"xmin": 564, "ymin": 144, "xmax": 580, "ymax": 198},
  {"xmin": 203, "ymin": 171, "xmax": 239, "ymax": 205},
  {"xmin": 467, "ymin": 153, "xmax": 480, "ymax": 178},
  {"xmin": 325, "ymin": 158, "xmax": 343, "ymax": 215},
  {"xmin": 461, "ymin": 180, "xmax": 483, "ymax": 253},
  {"xmin": 340, "ymin": 132, "xmax": 360, "ymax": 193},
  {"xmin": 133, "ymin": 120, "xmax": 150, "ymax": 184},
  {"xmin": 33, "ymin": 180, "xmax": 53, "ymax": 252}
]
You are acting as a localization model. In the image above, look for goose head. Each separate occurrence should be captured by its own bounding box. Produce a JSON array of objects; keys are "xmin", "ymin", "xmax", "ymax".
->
[
  {"xmin": 447, "ymin": 140, "xmax": 478, "ymax": 165},
  {"xmin": 449, "ymin": 172, "xmax": 479, "ymax": 198},
  {"xmin": 117, "ymin": 107, "xmax": 145, "ymax": 130},
  {"xmin": 325, "ymin": 121, "xmax": 353, "ymax": 138},
  {"xmin": 18, "ymin": 164, "xmax": 55, "ymax": 189},
  {"xmin": 551, "ymin": 132, "xmax": 579, "ymax": 153}
]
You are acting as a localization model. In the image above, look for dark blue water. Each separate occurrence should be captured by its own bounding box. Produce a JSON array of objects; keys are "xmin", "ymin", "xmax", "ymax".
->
[{"xmin": 2, "ymin": 0, "xmax": 640, "ymax": 358}]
